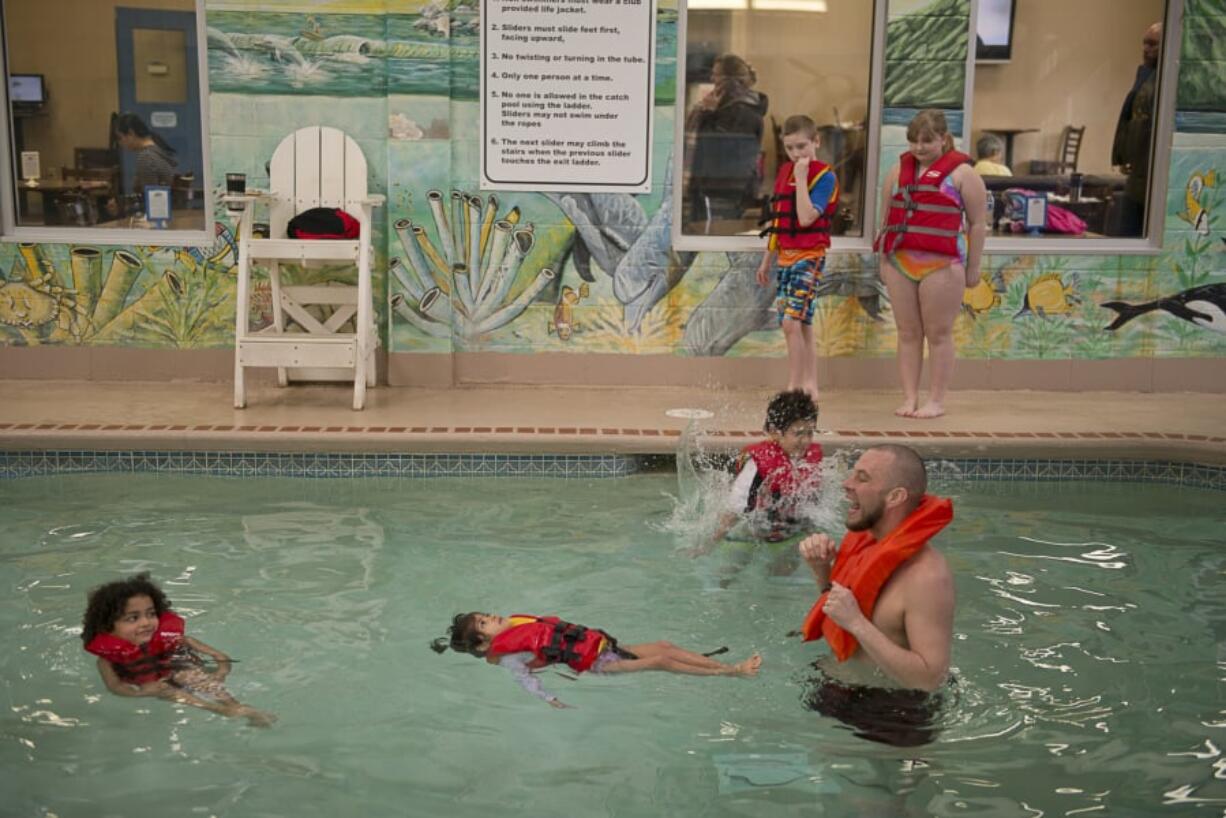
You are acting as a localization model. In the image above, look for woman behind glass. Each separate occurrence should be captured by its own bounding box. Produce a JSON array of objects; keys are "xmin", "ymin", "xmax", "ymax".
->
[{"xmin": 685, "ymin": 54, "xmax": 769, "ymax": 231}]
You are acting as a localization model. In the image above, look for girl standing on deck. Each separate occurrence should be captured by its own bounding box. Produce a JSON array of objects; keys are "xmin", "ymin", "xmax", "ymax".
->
[{"xmin": 875, "ymin": 109, "xmax": 987, "ymax": 419}]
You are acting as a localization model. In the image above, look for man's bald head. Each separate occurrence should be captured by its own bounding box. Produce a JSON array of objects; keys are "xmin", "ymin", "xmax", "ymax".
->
[
  {"xmin": 867, "ymin": 444, "xmax": 927, "ymax": 511},
  {"xmin": 1143, "ymin": 22, "xmax": 1162, "ymax": 67}
]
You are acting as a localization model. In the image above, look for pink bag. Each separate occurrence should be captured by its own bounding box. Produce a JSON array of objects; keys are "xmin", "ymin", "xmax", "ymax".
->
[{"xmin": 1001, "ymin": 188, "xmax": 1087, "ymax": 235}]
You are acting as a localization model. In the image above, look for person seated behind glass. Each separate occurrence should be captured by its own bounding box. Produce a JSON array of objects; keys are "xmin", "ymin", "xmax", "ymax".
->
[
  {"xmin": 107, "ymin": 112, "xmax": 178, "ymax": 217},
  {"xmin": 685, "ymin": 54, "xmax": 769, "ymax": 229},
  {"xmin": 972, "ymin": 133, "xmax": 1011, "ymax": 177}
]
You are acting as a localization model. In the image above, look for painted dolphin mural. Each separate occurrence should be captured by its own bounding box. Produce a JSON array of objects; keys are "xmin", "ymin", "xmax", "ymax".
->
[{"xmin": 1101, "ymin": 283, "xmax": 1226, "ymax": 334}]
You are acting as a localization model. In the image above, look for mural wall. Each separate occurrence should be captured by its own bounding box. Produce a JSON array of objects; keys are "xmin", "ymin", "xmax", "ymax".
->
[{"xmin": 1, "ymin": 0, "xmax": 1223, "ymax": 366}]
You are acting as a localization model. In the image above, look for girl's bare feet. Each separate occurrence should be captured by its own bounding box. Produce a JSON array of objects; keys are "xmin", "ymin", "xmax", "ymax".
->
[
  {"xmin": 894, "ymin": 399, "xmax": 918, "ymax": 418},
  {"xmin": 732, "ymin": 654, "xmax": 763, "ymax": 677},
  {"xmin": 910, "ymin": 402, "xmax": 945, "ymax": 419}
]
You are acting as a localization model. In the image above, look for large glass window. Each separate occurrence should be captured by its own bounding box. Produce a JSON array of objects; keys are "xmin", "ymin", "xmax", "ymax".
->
[
  {"xmin": 675, "ymin": 0, "xmax": 883, "ymax": 250},
  {"xmin": 968, "ymin": 0, "xmax": 1177, "ymax": 247},
  {"xmin": 1, "ymin": 0, "xmax": 210, "ymax": 243}
]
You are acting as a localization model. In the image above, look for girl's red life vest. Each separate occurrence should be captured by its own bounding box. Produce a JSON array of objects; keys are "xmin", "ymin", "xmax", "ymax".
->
[
  {"xmin": 875, "ymin": 150, "xmax": 972, "ymax": 257},
  {"xmin": 741, "ymin": 440, "xmax": 824, "ymax": 511},
  {"xmin": 801, "ymin": 495, "xmax": 953, "ymax": 661},
  {"xmin": 759, "ymin": 161, "xmax": 839, "ymax": 251},
  {"xmin": 84, "ymin": 610, "xmax": 186, "ymax": 684},
  {"xmin": 486, "ymin": 615, "xmax": 610, "ymax": 673}
]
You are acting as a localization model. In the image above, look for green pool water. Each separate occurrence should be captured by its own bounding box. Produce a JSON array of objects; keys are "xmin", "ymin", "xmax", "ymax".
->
[{"xmin": 1, "ymin": 472, "xmax": 1224, "ymax": 817}]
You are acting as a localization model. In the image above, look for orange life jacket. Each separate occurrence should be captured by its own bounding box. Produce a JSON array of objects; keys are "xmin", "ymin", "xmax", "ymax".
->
[
  {"xmin": 740, "ymin": 440, "xmax": 824, "ymax": 513},
  {"xmin": 83, "ymin": 610, "xmax": 186, "ymax": 684},
  {"xmin": 486, "ymin": 615, "xmax": 610, "ymax": 673},
  {"xmin": 801, "ymin": 495, "xmax": 953, "ymax": 661},
  {"xmin": 759, "ymin": 160, "xmax": 838, "ymax": 251},
  {"xmin": 875, "ymin": 150, "xmax": 971, "ymax": 257}
]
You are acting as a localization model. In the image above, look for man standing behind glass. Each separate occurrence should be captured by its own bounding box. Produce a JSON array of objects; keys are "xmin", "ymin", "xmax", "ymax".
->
[{"xmin": 1111, "ymin": 22, "xmax": 1161, "ymax": 237}]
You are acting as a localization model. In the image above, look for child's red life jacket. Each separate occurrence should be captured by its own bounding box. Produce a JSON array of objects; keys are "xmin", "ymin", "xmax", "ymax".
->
[
  {"xmin": 485, "ymin": 615, "xmax": 609, "ymax": 673},
  {"xmin": 875, "ymin": 150, "xmax": 971, "ymax": 257},
  {"xmin": 739, "ymin": 440, "xmax": 824, "ymax": 512},
  {"xmin": 83, "ymin": 611, "xmax": 186, "ymax": 684},
  {"xmin": 760, "ymin": 161, "xmax": 838, "ymax": 251}
]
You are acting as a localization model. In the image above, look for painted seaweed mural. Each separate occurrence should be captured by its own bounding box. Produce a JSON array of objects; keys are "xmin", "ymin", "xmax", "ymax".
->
[
  {"xmin": 389, "ymin": 190, "xmax": 556, "ymax": 341},
  {"xmin": 0, "ymin": 226, "xmax": 237, "ymax": 348}
]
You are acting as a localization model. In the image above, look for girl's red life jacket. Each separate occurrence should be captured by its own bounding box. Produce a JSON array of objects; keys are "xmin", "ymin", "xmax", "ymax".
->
[
  {"xmin": 801, "ymin": 495, "xmax": 953, "ymax": 661},
  {"xmin": 84, "ymin": 610, "xmax": 186, "ymax": 684},
  {"xmin": 759, "ymin": 161, "xmax": 839, "ymax": 251},
  {"xmin": 875, "ymin": 150, "xmax": 972, "ymax": 257},
  {"xmin": 486, "ymin": 615, "xmax": 610, "ymax": 673},
  {"xmin": 741, "ymin": 440, "xmax": 824, "ymax": 510}
]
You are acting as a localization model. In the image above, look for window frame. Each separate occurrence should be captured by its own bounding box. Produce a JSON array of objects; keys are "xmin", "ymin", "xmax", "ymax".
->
[
  {"xmin": 671, "ymin": 0, "xmax": 888, "ymax": 253},
  {"xmin": 0, "ymin": 0, "xmax": 214, "ymax": 247},
  {"xmin": 964, "ymin": 0, "xmax": 1183, "ymax": 256}
]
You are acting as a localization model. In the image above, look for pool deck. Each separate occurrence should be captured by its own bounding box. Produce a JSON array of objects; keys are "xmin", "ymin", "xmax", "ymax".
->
[{"xmin": 1, "ymin": 380, "xmax": 1224, "ymax": 463}]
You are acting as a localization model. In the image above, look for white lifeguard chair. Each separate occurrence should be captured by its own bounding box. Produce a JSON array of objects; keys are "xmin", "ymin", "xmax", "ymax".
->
[{"xmin": 229, "ymin": 126, "xmax": 385, "ymax": 410}]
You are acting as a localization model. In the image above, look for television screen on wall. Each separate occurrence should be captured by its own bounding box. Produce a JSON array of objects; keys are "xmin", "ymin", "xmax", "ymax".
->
[
  {"xmin": 976, "ymin": 0, "xmax": 1016, "ymax": 63},
  {"xmin": 9, "ymin": 74, "xmax": 46, "ymax": 104}
]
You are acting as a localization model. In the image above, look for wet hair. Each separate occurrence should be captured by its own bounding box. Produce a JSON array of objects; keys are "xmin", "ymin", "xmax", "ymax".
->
[
  {"xmin": 869, "ymin": 444, "xmax": 928, "ymax": 510},
  {"xmin": 430, "ymin": 612, "xmax": 487, "ymax": 658},
  {"xmin": 712, "ymin": 53, "xmax": 756, "ymax": 91},
  {"xmin": 976, "ymin": 133, "xmax": 1004, "ymax": 161},
  {"xmin": 906, "ymin": 109, "xmax": 955, "ymax": 154},
  {"xmin": 783, "ymin": 114, "xmax": 818, "ymax": 140},
  {"xmin": 80, "ymin": 572, "xmax": 170, "ymax": 645},
  {"xmin": 764, "ymin": 389, "xmax": 818, "ymax": 434},
  {"xmin": 114, "ymin": 112, "xmax": 177, "ymax": 156}
]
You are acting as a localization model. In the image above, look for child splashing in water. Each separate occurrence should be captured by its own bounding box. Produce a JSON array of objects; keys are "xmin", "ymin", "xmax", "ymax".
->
[
  {"xmin": 81, "ymin": 573, "xmax": 275, "ymax": 727},
  {"xmin": 432, "ymin": 613, "xmax": 762, "ymax": 708}
]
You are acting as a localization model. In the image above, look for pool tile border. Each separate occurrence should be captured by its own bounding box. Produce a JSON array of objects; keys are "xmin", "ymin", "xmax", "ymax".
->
[{"xmin": 0, "ymin": 451, "xmax": 1223, "ymax": 489}]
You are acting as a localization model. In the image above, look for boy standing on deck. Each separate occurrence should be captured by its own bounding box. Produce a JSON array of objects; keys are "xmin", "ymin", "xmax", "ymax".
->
[{"xmin": 757, "ymin": 114, "xmax": 839, "ymax": 405}]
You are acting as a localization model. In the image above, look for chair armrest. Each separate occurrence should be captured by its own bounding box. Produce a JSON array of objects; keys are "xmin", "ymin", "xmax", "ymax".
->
[{"xmin": 360, "ymin": 194, "xmax": 386, "ymax": 207}]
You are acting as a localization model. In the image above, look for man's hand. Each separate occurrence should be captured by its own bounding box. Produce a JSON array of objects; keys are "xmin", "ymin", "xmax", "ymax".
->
[
  {"xmin": 822, "ymin": 582, "xmax": 866, "ymax": 630},
  {"xmin": 798, "ymin": 533, "xmax": 837, "ymax": 569}
]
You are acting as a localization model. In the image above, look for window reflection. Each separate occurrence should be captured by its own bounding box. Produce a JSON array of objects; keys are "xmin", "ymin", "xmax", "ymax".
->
[
  {"xmin": 680, "ymin": 1, "xmax": 875, "ymax": 241},
  {"xmin": 4, "ymin": 0, "xmax": 205, "ymax": 232},
  {"xmin": 970, "ymin": 0, "xmax": 1167, "ymax": 240}
]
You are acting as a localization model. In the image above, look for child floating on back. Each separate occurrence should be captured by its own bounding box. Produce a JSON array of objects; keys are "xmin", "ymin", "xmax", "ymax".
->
[
  {"xmin": 687, "ymin": 389, "xmax": 824, "ymax": 558},
  {"xmin": 81, "ymin": 572, "xmax": 275, "ymax": 727},
  {"xmin": 432, "ymin": 613, "xmax": 761, "ymax": 708}
]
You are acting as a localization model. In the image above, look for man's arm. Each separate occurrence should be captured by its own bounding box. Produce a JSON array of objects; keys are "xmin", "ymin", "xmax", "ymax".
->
[{"xmin": 821, "ymin": 554, "xmax": 954, "ymax": 691}]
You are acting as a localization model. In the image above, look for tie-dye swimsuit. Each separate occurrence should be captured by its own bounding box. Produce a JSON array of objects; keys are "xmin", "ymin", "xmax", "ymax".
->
[{"xmin": 888, "ymin": 174, "xmax": 967, "ymax": 282}]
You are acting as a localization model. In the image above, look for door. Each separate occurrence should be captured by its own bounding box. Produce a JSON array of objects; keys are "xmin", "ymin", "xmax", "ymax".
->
[{"xmin": 115, "ymin": 8, "xmax": 201, "ymax": 194}]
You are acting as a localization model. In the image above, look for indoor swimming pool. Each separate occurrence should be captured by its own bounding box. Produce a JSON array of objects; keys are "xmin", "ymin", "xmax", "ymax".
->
[{"xmin": 1, "ymin": 469, "xmax": 1224, "ymax": 816}]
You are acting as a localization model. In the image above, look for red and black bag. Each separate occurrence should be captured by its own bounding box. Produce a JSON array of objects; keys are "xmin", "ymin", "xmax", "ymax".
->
[{"xmin": 287, "ymin": 207, "xmax": 360, "ymax": 239}]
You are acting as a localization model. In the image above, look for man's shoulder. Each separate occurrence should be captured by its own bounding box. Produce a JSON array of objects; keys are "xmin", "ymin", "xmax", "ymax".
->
[{"xmin": 898, "ymin": 544, "xmax": 952, "ymax": 585}]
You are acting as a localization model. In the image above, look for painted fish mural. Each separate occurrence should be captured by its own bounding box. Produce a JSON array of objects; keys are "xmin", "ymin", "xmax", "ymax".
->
[
  {"xmin": 962, "ymin": 270, "xmax": 1005, "ymax": 318},
  {"xmin": 548, "ymin": 283, "xmax": 590, "ymax": 341},
  {"xmin": 1015, "ymin": 273, "xmax": 1080, "ymax": 318},
  {"xmin": 1102, "ymin": 283, "xmax": 1226, "ymax": 334},
  {"xmin": 1177, "ymin": 170, "xmax": 1217, "ymax": 235}
]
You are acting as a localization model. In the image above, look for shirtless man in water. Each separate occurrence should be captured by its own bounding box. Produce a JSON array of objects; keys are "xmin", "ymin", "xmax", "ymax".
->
[{"xmin": 798, "ymin": 444, "xmax": 954, "ymax": 692}]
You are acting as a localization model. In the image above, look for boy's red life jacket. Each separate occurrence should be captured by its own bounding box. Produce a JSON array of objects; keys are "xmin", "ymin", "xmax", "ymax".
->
[
  {"xmin": 759, "ymin": 161, "xmax": 838, "ymax": 251},
  {"xmin": 739, "ymin": 440, "xmax": 824, "ymax": 512},
  {"xmin": 801, "ymin": 495, "xmax": 953, "ymax": 661},
  {"xmin": 875, "ymin": 150, "xmax": 972, "ymax": 257},
  {"xmin": 83, "ymin": 610, "xmax": 186, "ymax": 684},
  {"xmin": 486, "ymin": 615, "xmax": 610, "ymax": 673}
]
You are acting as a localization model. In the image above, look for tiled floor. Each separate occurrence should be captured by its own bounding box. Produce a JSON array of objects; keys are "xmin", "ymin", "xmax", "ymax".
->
[{"xmin": 1, "ymin": 379, "xmax": 1224, "ymax": 462}]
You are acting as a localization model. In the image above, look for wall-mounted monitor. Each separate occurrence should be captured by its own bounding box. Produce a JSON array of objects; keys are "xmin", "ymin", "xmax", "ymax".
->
[
  {"xmin": 976, "ymin": 0, "xmax": 1016, "ymax": 63},
  {"xmin": 9, "ymin": 74, "xmax": 46, "ymax": 105}
]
